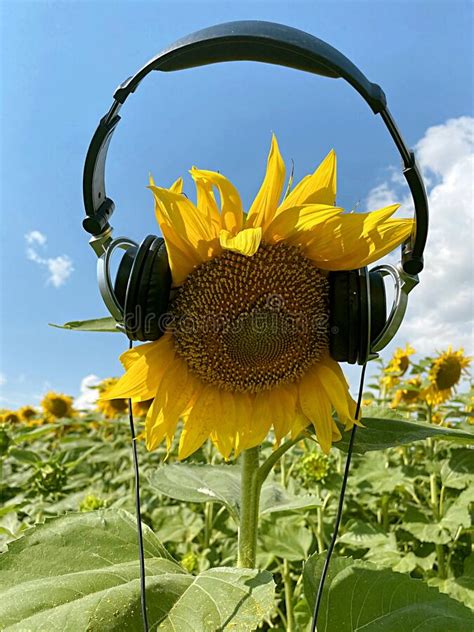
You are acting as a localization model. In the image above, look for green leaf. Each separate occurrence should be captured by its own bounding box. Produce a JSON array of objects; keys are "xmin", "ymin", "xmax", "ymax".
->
[
  {"xmin": 428, "ymin": 555, "xmax": 474, "ymax": 609},
  {"xmin": 338, "ymin": 519, "xmax": 390, "ymax": 549},
  {"xmin": 151, "ymin": 505, "xmax": 204, "ymax": 544},
  {"xmin": 394, "ymin": 551, "xmax": 437, "ymax": 573},
  {"xmin": 260, "ymin": 515, "xmax": 313, "ymax": 562},
  {"xmin": 441, "ymin": 448, "xmax": 474, "ymax": 489},
  {"xmin": 8, "ymin": 447, "xmax": 42, "ymax": 465},
  {"xmin": 402, "ymin": 487, "xmax": 473, "ymax": 544},
  {"xmin": 49, "ymin": 316, "xmax": 119, "ymax": 333},
  {"xmin": 352, "ymin": 451, "xmax": 409, "ymax": 494},
  {"xmin": 149, "ymin": 463, "xmax": 241, "ymax": 522},
  {"xmin": 260, "ymin": 482, "xmax": 319, "ymax": 516},
  {"xmin": 334, "ymin": 414, "xmax": 474, "ymax": 454},
  {"xmin": 149, "ymin": 463, "xmax": 319, "ymax": 522},
  {"xmin": 303, "ymin": 554, "xmax": 474, "ymax": 631},
  {"xmin": 0, "ymin": 509, "xmax": 274, "ymax": 631},
  {"xmin": 158, "ymin": 567, "xmax": 275, "ymax": 631}
]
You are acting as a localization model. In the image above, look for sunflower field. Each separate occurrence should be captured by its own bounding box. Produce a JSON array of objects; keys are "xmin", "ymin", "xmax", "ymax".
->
[{"xmin": 0, "ymin": 346, "xmax": 473, "ymax": 631}]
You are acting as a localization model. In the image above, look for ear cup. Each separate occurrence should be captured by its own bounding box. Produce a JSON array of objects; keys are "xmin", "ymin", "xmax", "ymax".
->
[
  {"xmin": 136, "ymin": 238, "xmax": 171, "ymax": 341},
  {"xmin": 368, "ymin": 269, "xmax": 387, "ymax": 345},
  {"xmin": 114, "ymin": 245, "xmax": 138, "ymax": 310},
  {"xmin": 122, "ymin": 235, "xmax": 171, "ymax": 341},
  {"xmin": 123, "ymin": 235, "xmax": 158, "ymax": 340},
  {"xmin": 328, "ymin": 271, "xmax": 360, "ymax": 364},
  {"xmin": 329, "ymin": 268, "xmax": 388, "ymax": 365},
  {"xmin": 133, "ymin": 237, "xmax": 163, "ymax": 341}
]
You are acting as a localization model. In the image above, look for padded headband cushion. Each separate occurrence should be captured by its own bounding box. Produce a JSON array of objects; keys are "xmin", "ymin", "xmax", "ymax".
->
[{"xmin": 329, "ymin": 271, "xmax": 360, "ymax": 364}]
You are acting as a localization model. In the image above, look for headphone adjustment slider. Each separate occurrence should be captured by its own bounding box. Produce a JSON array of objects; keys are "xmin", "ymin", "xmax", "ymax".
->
[{"xmin": 89, "ymin": 225, "xmax": 114, "ymax": 258}]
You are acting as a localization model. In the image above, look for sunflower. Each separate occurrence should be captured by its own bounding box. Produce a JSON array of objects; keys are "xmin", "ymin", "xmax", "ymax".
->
[
  {"xmin": 104, "ymin": 135, "xmax": 412, "ymax": 459},
  {"xmin": 132, "ymin": 399, "xmax": 153, "ymax": 418},
  {"xmin": 425, "ymin": 347, "xmax": 471, "ymax": 406},
  {"xmin": 391, "ymin": 377, "xmax": 423, "ymax": 408},
  {"xmin": 18, "ymin": 405, "xmax": 37, "ymax": 423},
  {"xmin": 1, "ymin": 410, "xmax": 20, "ymax": 424},
  {"xmin": 96, "ymin": 378, "xmax": 129, "ymax": 419},
  {"xmin": 41, "ymin": 392, "xmax": 74, "ymax": 419},
  {"xmin": 381, "ymin": 344, "xmax": 415, "ymax": 390}
]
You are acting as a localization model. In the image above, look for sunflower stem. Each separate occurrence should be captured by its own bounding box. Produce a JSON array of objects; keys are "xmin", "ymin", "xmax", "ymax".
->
[
  {"xmin": 282, "ymin": 559, "xmax": 296, "ymax": 631},
  {"xmin": 238, "ymin": 447, "xmax": 261, "ymax": 568}
]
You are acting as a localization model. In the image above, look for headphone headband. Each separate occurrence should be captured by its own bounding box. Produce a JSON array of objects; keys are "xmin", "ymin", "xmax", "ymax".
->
[
  {"xmin": 83, "ymin": 20, "xmax": 428, "ymax": 275},
  {"xmin": 113, "ymin": 21, "xmax": 387, "ymax": 111}
]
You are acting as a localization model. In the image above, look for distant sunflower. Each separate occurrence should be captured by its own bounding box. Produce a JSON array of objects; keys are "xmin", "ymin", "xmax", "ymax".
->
[
  {"xmin": 41, "ymin": 392, "xmax": 74, "ymax": 419},
  {"xmin": 1, "ymin": 410, "xmax": 20, "ymax": 424},
  {"xmin": 391, "ymin": 377, "xmax": 423, "ymax": 408},
  {"xmin": 382, "ymin": 344, "xmax": 415, "ymax": 390},
  {"xmin": 104, "ymin": 135, "xmax": 412, "ymax": 459},
  {"xmin": 18, "ymin": 405, "xmax": 37, "ymax": 423},
  {"xmin": 132, "ymin": 400, "xmax": 153, "ymax": 418},
  {"xmin": 425, "ymin": 347, "xmax": 471, "ymax": 406},
  {"xmin": 96, "ymin": 378, "xmax": 129, "ymax": 419}
]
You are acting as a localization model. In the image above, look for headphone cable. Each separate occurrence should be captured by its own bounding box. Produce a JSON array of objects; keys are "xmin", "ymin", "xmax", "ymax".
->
[
  {"xmin": 310, "ymin": 362, "xmax": 367, "ymax": 632},
  {"xmin": 127, "ymin": 341, "xmax": 149, "ymax": 632}
]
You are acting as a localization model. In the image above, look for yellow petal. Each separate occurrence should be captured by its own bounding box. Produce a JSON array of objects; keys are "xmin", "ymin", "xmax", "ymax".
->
[
  {"xmin": 290, "ymin": 411, "xmax": 311, "ymax": 439},
  {"xmin": 189, "ymin": 167, "xmax": 222, "ymax": 233},
  {"xmin": 265, "ymin": 204, "xmax": 342, "ymax": 245},
  {"xmin": 170, "ymin": 177, "xmax": 183, "ymax": 194},
  {"xmin": 270, "ymin": 383, "xmax": 297, "ymax": 444},
  {"xmin": 161, "ymin": 222, "xmax": 201, "ymax": 286},
  {"xmin": 237, "ymin": 392, "xmax": 273, "ymax": 454},
  {"xmin": 313, "ymin": 356, "xmax": 358, "ymax": 429},
  {"xmin": 304, "ymin": 205, "xmax": 413, "ymax": 270},
  {"xmin": 278, "ymin": 149, "xmax": 337, "ymax": 213},
  {"xmin": 210, "ymin": 389, "xmax": 238, "ymax": 460},
  {"xmin": 246, "ymin": 134, "xmax": 286, "ymax": 231},
  {"xmin": 104, "ymin": 334, "xmax": 175, "ymax": 401},
  {"xmin": 332, "ymin": 420, "xmax": 342, "ymax": 441},
  {"xmin": 145, "ymin": 396, "xmax": 167, "ymax": 451},
  {"xmin": 299, "ymin": 365, "xmax": 334, "ymax": 454},
  {"xmin": 178, "ymin": 385, "xmax": 220, "ymax": 459},
  {"xmin": 189, "ymin": 169, "xmax": 244, "ymax": 235},
  {"xmin": 149, "ymin": 173, "xmax": 183, "ymax": 194},
  {"xmin": 233, "ymin": 392, "xmax": 255, "ymax": 458},
  {"xmin": 149, "ymin": 184, "xmax": 220, "ymax": 263},
  {"xmin": 219, "ymin": 227, "xmax": 262, "ymax": 256},
  {"xmin": 146, "ymin": 357, "xmax": 200, "ymax": 452}
]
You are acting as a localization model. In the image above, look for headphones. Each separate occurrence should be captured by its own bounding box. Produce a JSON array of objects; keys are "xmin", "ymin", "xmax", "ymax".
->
[{"xmin": 82, "ymin": 20, "xmax": 428, "ymax": 365}]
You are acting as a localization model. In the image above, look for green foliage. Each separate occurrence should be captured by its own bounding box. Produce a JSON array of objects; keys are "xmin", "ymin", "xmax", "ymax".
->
[
  {"xmin": 49, "ymin": 316, "xmax": 119, "ymax": 333},
  {"xmin": 0, "ymin": 509, "xmax": 274, "ymax": 631},
  {"xmin": 303, "ymin": 554, "xmax": 474, "ymax": 631},
  {"xmin": 334, "ymin": 409, "xmax": 474, "ymax": 453},
  {"xmin": 0, "ymin": 350, "xmax": 473, "ymax": 629},
  {"xmin": 150, "ymin": 463, "xmax": 319, "ymax": 523}
]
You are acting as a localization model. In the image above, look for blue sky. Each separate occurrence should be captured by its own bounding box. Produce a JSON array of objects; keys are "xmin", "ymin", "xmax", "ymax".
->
[{"xmin": 1, "ymin": 0, "xmax": 472, "ymax": 407}]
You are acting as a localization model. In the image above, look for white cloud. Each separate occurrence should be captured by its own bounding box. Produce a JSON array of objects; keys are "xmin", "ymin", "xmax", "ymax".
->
[
  {"xmin": 25, "ymin": 230, "xmax": 74, "ymax": 287},
  {"xmin": 0, "ymin": 373, "xmax": 5, "ymax": 387},
  {"xmin": 46, "ymin": 255, "xmax": 74, "ymax": 288},
  {"xmin": 75, "ymin": 374, "xmax": 102, "ymax": 410},
  {"xmin": 364, "ymin": 116, "xmax": 474, "ymax": 356},
  {"xmin": 25, "ymin": 230, "xmax": 47, "ymax": 246}
]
